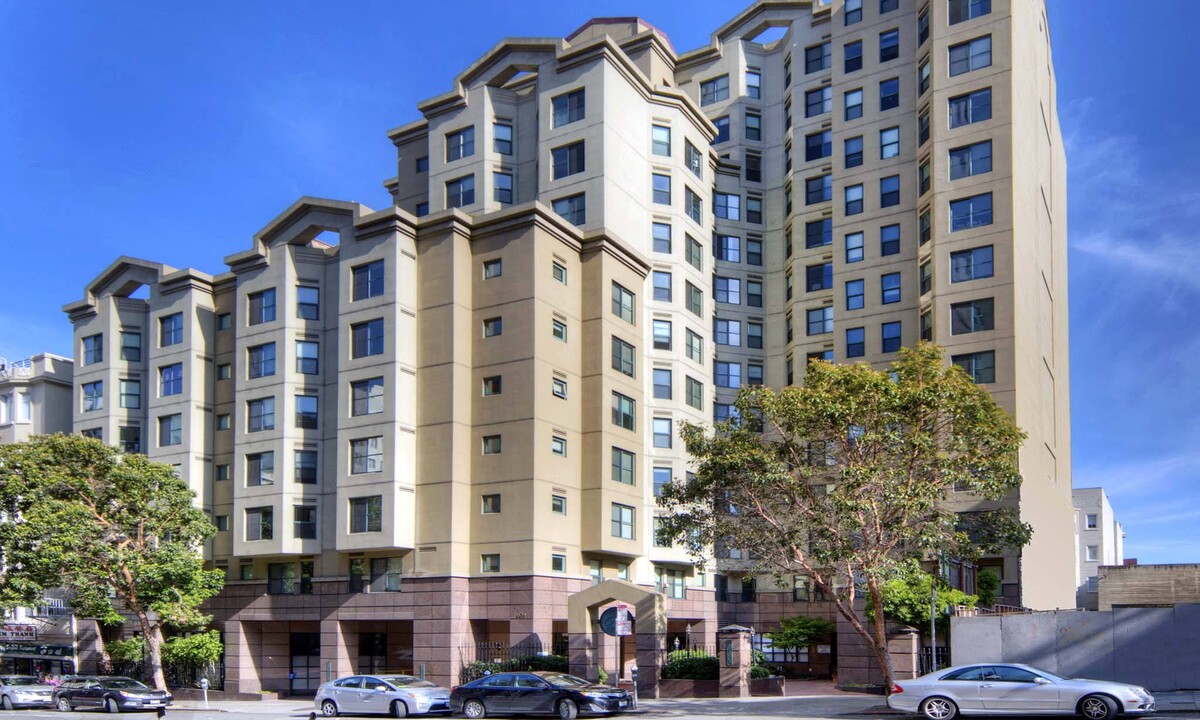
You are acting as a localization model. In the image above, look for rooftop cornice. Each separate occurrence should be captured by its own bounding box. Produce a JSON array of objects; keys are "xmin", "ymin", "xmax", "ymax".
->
[
  {"xmin": 414, "ymin": 38, "xmax": 563, "ymax": 121},
  {"xmin": 677, "ymin": 0, "xmax": 820, "ymax": 69}
]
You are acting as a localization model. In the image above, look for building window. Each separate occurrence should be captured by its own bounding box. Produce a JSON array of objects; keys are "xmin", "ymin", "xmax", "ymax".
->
[
  {"xmin": 847, "ymin": 327, "xmax": 865, "ymax": 358},
  {"xmin": 552, "ymin": 317, "xmax": 569, "ymax": 341},
  {"xmin": 612, "ymin": 392, "xmax": 636, "ymax": 431},
  {"xmin": 290, "ymin": 507, "xmax": 317, "ymax": 543},
  {"xmin": 919, "ymin": 159, "xmax": 931, "ymax": 195},
  {"xmin": 653, "ymin": 417, "xmax": 672, "ymax": 448},
  {"xmin": 118, "ymin": 331, "xmax": 141, "ymax": 362},
  {"xmin": 217, "ymin": 313, "xmax": 232, "ymax": 331},
  {"xmin": 845, "ymin": 184, "xmax": 864, "ymax": 215},
  {"xmin": 920, "ymin": 310, "xmax": 933, "ymax": 341},
  {"xmin": 950, "ymin": 140, "xmax": 993, "ymax": 180},
  {"xmin": 1086, "ymin": 545, "xmax": 1099, "ymax": 562},
  {"xmin": 414, "ymin": 156, "xmax": 429, "ymax": 173},
  {"xmin": 745, "ymin": 152, "xmax": 762, "ymax": 183},
  {"xmin": 685, "ymin": 187, "xmax": 702, "ymax": 223},
  {"xmin": 686, "ymin": 377, "xmax": 703, "ymax": 410},
  {"xmin": 158, "ymin": 414, "xmax": 181, "ymax": 447},
  {"xmin": 552, "ymin": 141, "xmax": 586, "ymax": 180},
  {"xmin": 160, "ymin": 313, "xmax": 183, "ymax": 347},
  {"xmin": 82, "ymin": 334, "xmax": 103, "ymax": 365},
  {"xmin": 746, "ymin": 321, "xmax": 763, "ymax": 349},
  {"xmin": 446, "ymin": 126, "xmax": 475, "ymax": 162},
  {"xmin": 482, "ymin": 375, "xmax": 502, "ymax": 396},
  {"xmin": 551, "ymin": 435, "xmax": 568, "ymax": 457},
  {"xmin": 715, "ymin": 319, "xmax": 741, "ymax": 347},
  {"xmin": 245, "ymin": 507, "xmax": 273, "ymax": 542},
  {"xmin": 715, "ymin": 361, "xmax": 741, "ymax": 389},
  {"xmin": 246, "ymin": 451, "xmax": 276, "ymax": 486},
  {"xmin": 950, "ymin": 193, "xmax": 993, "ymax": 231},
  {"xmin": 446, "ymin": 175, "xmax": 475, "ymax": 208},
  {"xmin": 350, "ymin": 437, "xmax": 384, "ymax": 474},
  {"xmin": 552, "ymin": 193, "xmax": 586, "ymax": 226},
  {"xmin": 715, "ymin": 276, "xmax": 741, "ymax": 304},
  {"xmin": 746, "ymin": 280, "xmax": 762, "ymax": 308},
  {"xmin": 920, "ymin": 207, "xmax": 933, "ymax": 245},
  {"xmin": 652, "ymin": 223, "xmax": 672, "ymax": 254},
  {"xmin": 845, "ymin": 89, "xmax": 863, "ymax": 120},
  {"xmin": 1086, "ymin": 513, "xmax": 1098, "ymax": 530},
  {"xmin": 845, "ymin": 136, "xmax": 863, "ymax": 168},
  {"xmin": 651, "ymin": 173, "xmax": 673, "ymax": 205},
  {"xmin": 846, "ymin": 232, "xmax": 865, "ymax": 263},
  {"xmin": 612, "ymin": 447, "xmax": 635, "ymax": 485},
  {"xmin": 552, "ymin": 495, "xmax": 567, "ymax": 515},
  {"xmin": 805, "ymin": 42, "xmax": 830, "ymax": 73},
  {"xmin": 951, "ymin": 298, "xmax": 995, "ymax": 334},
  {"xmin": 1086, "ymin": 576, "xmax": 1099, "ymax": 593},
  {"xmin": 807, "ymin": 306, "xmax": 833, "ymax": 336},
  {"xmin": 651, "ymin": 124, "xmax": 671, "ymax": 156},
  {"xmin": 552, "ymin": 89, "xmax": 585, "ymax": 127},
  {"xmin": 950, "ymin": 0, "xmax": 992, "ymax": 25},
  {"xmin": 552, "ymin": 377, "xmax": 568, "ymax": 399},
  {"xmin": 949, "ymin": 36, "xmax": 992, "ymax": 76},
  {"xmin": 653, "ymin": 319, "xmax": 672, "ymax": 350},
  {"xmin": 82, "ymin": 381, "xmax": 103, "ymax": 412},
  {"xmin": 714, "ymin": 192, "xmax": 740, "ymax": 221},
  {"xmin": 745, "ymin": 67, "xmax": 762, "ymax": 98},
  {"xmin": 845, "ymin": 0, "xmax": 862, "ymax": 24},
  {"xmin": 879, "ymin": 224, "xmax": 901, "ymax": 257},
  {"xmin": 880, "ymin": 29, "xmax": 899, "ymax": 62},
  {"xmin": 881, "ymin": 273, "xmax": 902, "ymax": 304},
  {"xmin": 119, "ymin": 379, "xmax": 140, "ymax": 410},
  {"xmin": 493, "ymin": 172, "xmax": 513, "ymax": 204},
  {"xmin": 952, "ymin": 350, "xmax": 996, "ymax": 384},
  {"xmin": 880, "ymin": 78, "xmax": 900, "ymax": 111},
  {"xmin": 807, "ymin": 263, "xmax": 832, "ymax": 292},
  {"xmin": 216, "ymin": 464, "xmax": 230, "ymax": 482},
  {"xmin": 612, "ymin": 504, "xmax": 635, "ymax": 540},
  {"xmin": 949, "ymin": 88, "xmax": 992, "ymax": 127},
  {"xmin": 352, "ymin": 260, "xmax": 385, "ymax": 300},
  {"xmin": 918, "ymin": 8, "xmax": 930, "ymax": 43},
  {"xmin": 295, "ymin": 450, "xmax": 317, "ymax": 485},
  {"xmin": 349, "ymin": 496, "xmax": 383, "ymax": 534},
  {"xmin": 712, "ymin": 115, "xmax": 730, "ymax": 144},
  {"xmin": 919, "ymin": 59, "xmax": 931, "ymax": 95},
  {"xmin": 478, "ymin": 317, "xmax": 502, "ymax": 339},
  {"xmin": 882, "ymin": 321, "xmax": 902, "ymax": 353},
  {"xmin": 806, "ymin": 86, "xmax": 832, "ymax": 118},
  {"xmin": 482, "ymin": 494, "xmax": 502, "ymax": 514},
  {"xmin": 745, "ymin": 113, "xmax": 762, "ymax": 142},
  {"xmin": 687, "ymin": 282, "xmax": 703, "ymax": 316},
  {"xmin": 920, "ymin": 261, "xmax": 933, "ymax": 295},
  {"xmin": 746, "ymin": 238, "xmax": 762, "ymax": 265},
  {"xmin": 494, "ymin": 122, "xmax": 513, "ymax": 155},
  {"xmin": 295, "ymin": 394, "xmax": 318, "ymax": 429},
  {"xmin": 919, "ymin": 108, "xmax": 931, "ymax": 145},
  {"xmin": 845, "ymin": 40, "xmax": 863, "ymax": 73},
  {"xmin": 552, "ymin": 261, "xmax": 568, "ymax": 284},
  {"xmin": 686, "ymin": 330, "xmax": 703, "ymax": 364},
  {"xmin": 288, "ymin": 341, "xmax": 317, "ymax": 377},
  {"xmin": 951, "ymin": 245, "xmax": 994, "ymax": 282},
  {"xmin": 880, "ymin": 175, "xmax": 900, "ymax": 207},
  {"xmin": 551, "ymin": 554, "xmax": 567, "ymax": 573},
  {"xmin": 159, "ymin": 363, "xmax": 183, "ymax": 396},
  {"xmin": 352, "ymin": 319, "xmax": 385, "ymax": 358},
  {"xmin": 246, "ymin": 342, "xmax": 275, "ymax": 379},
  {"xmin": 806, "ymin": 174, "xmax": 832, "ymax": 205},
  {"xmin": 807, "ymin": 219, "xmax": 832, "ymax": 248},
  {"xmin": 294, "ymin": 286, "xmax": 319, "ymax": 320},
  {"xmin": 612, "ymin": 337, "xmax": 636, "ymax": 376},
  {"xmin": 482, "ymin": 435, "xmax": 502, "ymax": 455},
  {"xmin": 351, "ymin": 377, "xmax": 384, "ymax": 416},
  {"xmin": 715, "ymin": 234, "xmax": 739, "ymax": 263},
  {"xmin": 846, "ymin": 280, "xmax": 865, "ymax": 310},
  {"xmin": 700, "ymin": 75, "xmax": 730, "ymax": 105},
  {"xmin": 247, "ymin": 397, "xmax": 275, "ymax": 432},
  {"xmin": 612, "ymin": 282, "xmax": 635, "ymax": 324},
  {"xmin": 746, "ymin": 196, "xmax": 762, "ymax": 224},
  {"xmin": 248, "ymin": 288, "xmax": 276, "ymax": 326},
  {"xmin": 880, "ymin": 127, "xmax": 901, "ymax": 159},
  {"xmin": 481, "ymin": 554, "xmax": 501, "ymax": 573},
  {"xmin": 805, "ymin": 132, "xmax": 831, "ymax": 164}
]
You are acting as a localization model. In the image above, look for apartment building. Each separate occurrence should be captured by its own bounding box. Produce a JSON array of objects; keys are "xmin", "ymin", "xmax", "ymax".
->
[
  {"xmin": 1073, "ymin": 487, "xmax": 1125, "ymax": 610},
  {"xmin": 0, "ymin": 353, "xmax": 73, "ymax": 444},
  {"xmin": 64, "ymin": 0, "xmax": 1072, "ymax": 694}
]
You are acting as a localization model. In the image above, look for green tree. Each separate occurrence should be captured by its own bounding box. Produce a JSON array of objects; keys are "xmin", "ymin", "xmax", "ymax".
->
[
  {"xmin": 975, "ymin": 569, "xmax": 1000, "ymax": 608},
  {"xmin": 865, "ymin": 565, "xmax": 976, "ymax": 635},
  {"xmin": 0, "ymin": 435, "xmax": 225, "ymax": 690},
  {"xmin": 658, "ymin": 344, "xmax": 1031, "ymax": 691},
  {"xmin": 768, "ymin": 615, "xmax": 836, "ymax": 659}
]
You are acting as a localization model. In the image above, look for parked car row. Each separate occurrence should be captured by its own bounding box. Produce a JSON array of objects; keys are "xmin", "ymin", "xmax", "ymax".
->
[
  {"xmin": 0, "ymin": 674, "xmax": 172, "ymax": 713},
  {"xmin": 315, "ymin": 671, "xmax": 632, "ymax": 719}
]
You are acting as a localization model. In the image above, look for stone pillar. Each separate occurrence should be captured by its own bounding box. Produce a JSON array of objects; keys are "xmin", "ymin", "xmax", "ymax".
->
[
  {"xmin": 223, "ymin": 620, "xmax": 261, "ymax": 696},
  {"xmin": 633, "ymin": 631, "xmax": 664, "ymax": 699},
  {"xmin": 717, "ymin": 625, "xmax": 752, "ymax": 698},
  {"xmin": 413, "ymin": 577, "xmax": 473, "ymax": 688},
  {"xmin": 320, "ymin": 618, "xmax": 355, "ymax": 684},
  {"xmin": 568, "ymin": 628, "xmax": 599, "ymax": 683},
  {"xmin": 887, "ymin": 629, "xmax": 921, "ymax": 681}
]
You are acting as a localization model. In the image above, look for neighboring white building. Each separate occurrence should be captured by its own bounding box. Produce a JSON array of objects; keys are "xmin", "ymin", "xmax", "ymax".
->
[
  {"xmin": 1072, "ymin": 487, "xmax": 1125, "ymax": 610},
  {"xmin": 0, "ymin": 353, "xmax": 74, "ymax": 443}
]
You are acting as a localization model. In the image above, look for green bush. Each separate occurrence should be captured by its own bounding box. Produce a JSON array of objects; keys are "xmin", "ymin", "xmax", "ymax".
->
[
  {"xmin": 976, "ymin": 570, "xmax": 1000, "ymax": 607},
  {"xmin": 662, "ymin": 651, "xmax": 718, "ymax": 680},
  {"xmin": 749, "ymin": 665, "xmax": 771, "ymax": 679},
  {"xmin": 162, "ymin": 631, "xmax": 223, "ymax": 666},
  {"xmin": 106, "ymin": 637, "xmax": 145, "ymax": 663}
]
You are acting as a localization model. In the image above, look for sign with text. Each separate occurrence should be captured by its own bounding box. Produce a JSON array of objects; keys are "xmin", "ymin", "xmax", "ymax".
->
[
  {"xmin": 0, "ymin": 624, "xmax": 37, "ymax": 643},
  {"xmin": 615, "ymin": 602, "xmax": 632, "ymax": 636}
]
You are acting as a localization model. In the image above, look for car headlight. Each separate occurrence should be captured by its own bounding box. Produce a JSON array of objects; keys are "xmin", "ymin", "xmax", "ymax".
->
[{"xmin": 581, "ymin": 691, "xmax": 606, "ymax": 698}]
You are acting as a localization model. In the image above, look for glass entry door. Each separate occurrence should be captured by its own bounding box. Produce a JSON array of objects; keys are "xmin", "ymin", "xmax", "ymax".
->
[{"xmin": 290, "ymin": 632, "xmax": 321, "ymax": 694}]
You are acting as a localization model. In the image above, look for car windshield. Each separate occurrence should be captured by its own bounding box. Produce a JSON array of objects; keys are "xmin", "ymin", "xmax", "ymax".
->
[
  {"xmin": 542, "ymin": 674, "xmax": 592, "ymax": 688},
  {"xmin": 379, "ymin": 676, "xmax": 437, "ymax": 688},
  {"xmin": 4, "ymin": 677, "xmax": 47, "ymax": 686},
  {"xmin": 101, "ymin": 679, "xmax": 149, "ymax": 689}
]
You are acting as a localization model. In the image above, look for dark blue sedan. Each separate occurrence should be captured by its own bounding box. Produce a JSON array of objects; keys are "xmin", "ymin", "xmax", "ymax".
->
[{"xmin": 450, "ymin": 671, "xmax": 630, "ymax": 719}]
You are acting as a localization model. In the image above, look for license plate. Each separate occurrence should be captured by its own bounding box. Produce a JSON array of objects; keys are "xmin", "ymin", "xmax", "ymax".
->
[{"xmin": 619, "ymin": 700, "xmax": 630, "ymax": 708}]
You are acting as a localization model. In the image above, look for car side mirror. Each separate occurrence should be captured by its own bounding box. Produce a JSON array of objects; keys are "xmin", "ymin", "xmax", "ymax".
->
[{"xmin": 1034, "ymin": 677, "xmax": 1051, "ymax": 685}]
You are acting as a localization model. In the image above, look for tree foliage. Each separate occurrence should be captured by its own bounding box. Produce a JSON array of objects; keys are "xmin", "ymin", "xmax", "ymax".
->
[
  {"xmin": 864, "ymin": 565, "xmax": 976, "ymax": 634},
  {"xmin": 658, "ymin": 344, "xmax": 1031, "ymax": 691},
  {"xmin": 769, "ymin": 615, "xmax": 836, "ymax": 651},
  {"xmin": 0, "ymin": 435, "xmax": 225, "ymax": 689},
  {"xmin": 975, "ymin": 570, "xmax": 1000, "ymax": 608},
  {"xmin": 106, "ymin": 637, "xmax": 146, "ymax": 664},
  {"xmin": 161, "ymin": 630, "xmax": 224, "ymax": 666}
]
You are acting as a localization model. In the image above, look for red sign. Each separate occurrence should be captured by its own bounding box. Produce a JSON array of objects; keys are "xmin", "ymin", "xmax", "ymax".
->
[{"xmin": 0, "ymin": 624, "xmax": 37, "ymax": 642}]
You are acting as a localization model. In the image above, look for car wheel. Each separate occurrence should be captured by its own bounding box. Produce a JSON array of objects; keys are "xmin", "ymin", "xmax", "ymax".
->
[
  {"xmin": 463, "ymin": 699, "xmax": 487, "ymax": 719},
  {"xmin": 56, "ymin": 697, "xmax": 73, "ymax": 712},
  {"xmin": 920, "ymin": 696, "xmax": 959, "ymax": 720},
  {"xmin": 392, "ymin": 700, "xmax": 409, "ymax": 718},
  {"xmin": 558, "ymin": 699, "xmax": 579, "ymax": 720},
  {"xmin": 106, "ymin": 697, "xmax": 121, "ymax": 714},
  {"xmin": 1, "ymin": 695, "xmax": 13, "ymax": 711},
  {"xmin": 320, "ymin": 699, "xmax": 340, "ymax": 717},
  {"xmin": 1079, "ymin": 694, "xmax": 1118, "ymax": 720}
]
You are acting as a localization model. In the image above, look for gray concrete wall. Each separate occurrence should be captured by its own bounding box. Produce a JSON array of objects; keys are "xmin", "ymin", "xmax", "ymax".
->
[{"xmin": 951, "ymin": 604, "xmax": 1200, "ymax": 691}]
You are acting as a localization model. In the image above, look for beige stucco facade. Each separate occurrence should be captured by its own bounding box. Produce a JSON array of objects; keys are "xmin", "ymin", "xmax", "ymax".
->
[
  {"xmin": 0, "ymin": 353, "xmax": 73, "ymax": 444},
  {"xmin": 61, "ymin": 0, "xmax": 1072, "ymax": 695}
]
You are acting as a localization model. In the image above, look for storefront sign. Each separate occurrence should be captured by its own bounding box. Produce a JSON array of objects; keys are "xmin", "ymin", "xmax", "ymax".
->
[
  {"xmin": 0, "ymin": 643, "xmax": 72, "ymax": 658},
  {"xmin": 0, "ymin": 624, "xmax": 37, "ymax": 642}
]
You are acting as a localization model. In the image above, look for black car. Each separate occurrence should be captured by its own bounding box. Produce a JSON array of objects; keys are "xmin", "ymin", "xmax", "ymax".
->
[
  {"xmin": 449, "ymin": 671, "xmax": 629, "ymax": 719},
  {"xmin": 53, "ymin": 676, "xmax": 173, "ymax": 713}
]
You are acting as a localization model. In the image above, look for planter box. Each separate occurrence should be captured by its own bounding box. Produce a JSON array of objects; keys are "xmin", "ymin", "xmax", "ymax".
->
[
  {"xmin": 657, "ymin": 679, "xmax": 719, "ymax": 698},
  {"xmin": 750, "ymin": 676, "xmax": 785, "ymax": 696}
]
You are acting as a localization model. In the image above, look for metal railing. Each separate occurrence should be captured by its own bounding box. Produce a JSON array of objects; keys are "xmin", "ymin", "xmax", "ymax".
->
[{"xmin": 457, "ymin": 641, "xmax": 569, "ymax": 685}]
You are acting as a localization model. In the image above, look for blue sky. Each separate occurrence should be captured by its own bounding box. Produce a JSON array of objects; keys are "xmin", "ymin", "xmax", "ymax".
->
[{"xmin": 2, "ymin": 2, "xmax": 1197, "ymax": 563}]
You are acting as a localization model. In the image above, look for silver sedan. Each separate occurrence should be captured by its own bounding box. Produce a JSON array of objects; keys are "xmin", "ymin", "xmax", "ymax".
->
[
  {"xmin": 316, "ymin": 674, "xmax": 451, "ymax": 718},
  {"xmin": 887, "ymin": 663, "xmax": 1155, "ymax": 720}
]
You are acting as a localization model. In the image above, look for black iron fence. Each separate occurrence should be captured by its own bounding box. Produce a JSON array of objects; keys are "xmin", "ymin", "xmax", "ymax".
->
[
  {"xmin": 919, "ymin": 646, "xmax": 950, "ymax": 676},
  {"xmin": 457, "ymin": 641, "xmax": 569, "ymax": 685},
  {"xmin": 101, "ymin": 659, "xmax": 225, "ymax": 691}
]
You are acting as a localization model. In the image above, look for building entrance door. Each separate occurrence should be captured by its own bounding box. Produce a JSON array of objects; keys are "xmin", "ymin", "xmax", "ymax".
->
[{"xmin": 289, "ymin": 632, "xmax": 321, "ymax": 695}]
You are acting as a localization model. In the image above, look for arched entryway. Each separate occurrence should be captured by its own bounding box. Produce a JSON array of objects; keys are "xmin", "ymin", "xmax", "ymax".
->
[{"xmin": 566, "ymin": 580, "xmax": 666, "ymax": 697}]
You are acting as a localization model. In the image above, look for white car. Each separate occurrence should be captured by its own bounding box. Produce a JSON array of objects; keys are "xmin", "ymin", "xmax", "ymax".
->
[
  {"xmin": 315, "ymin": 674, "xmax": 451, "ymax": 718},
  {"xmin": 887, "ymin": 663, "xmax": 1155, "ymax": 720}
]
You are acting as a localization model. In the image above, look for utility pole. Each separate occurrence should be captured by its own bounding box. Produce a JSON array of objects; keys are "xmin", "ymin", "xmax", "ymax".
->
[{"xmin": 930, "ymin": 581, "xmax": 938, "ymax": 673}]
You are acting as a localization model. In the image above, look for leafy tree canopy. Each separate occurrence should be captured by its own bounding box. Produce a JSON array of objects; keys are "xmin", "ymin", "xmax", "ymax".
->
[{"xmin": 768, "ymin": 615, "xmax": 836, "ymax": 651}]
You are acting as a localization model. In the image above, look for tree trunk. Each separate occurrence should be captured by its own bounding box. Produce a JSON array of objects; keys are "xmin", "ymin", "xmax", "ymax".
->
[
  {"xmin": 866, "ymin": 577, "xmax": 897, "ymax": 692},
  {"xmin": 134, "ymin": 609, "xmax": 167, "ymax": 691}
]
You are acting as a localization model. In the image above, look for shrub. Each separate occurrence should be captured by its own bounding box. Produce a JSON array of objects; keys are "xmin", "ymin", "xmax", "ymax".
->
[
  {"xmin": 749, "ymin": 665, "xmax": 771, "ymax": 679},
  {"xmin": 162, "ymin": 631, "xmax": 223, "ymax": 666},
  {"xmin": 976, "ymin": 570, "xmax": 1000, "ymax": 607},
  {"xmin": 106, "ymin": 638, "xmax": 145, "ymax": 663},
  {"xmin": 662, "ymin": 650, "xmax": 718, "ymax": 680}
]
